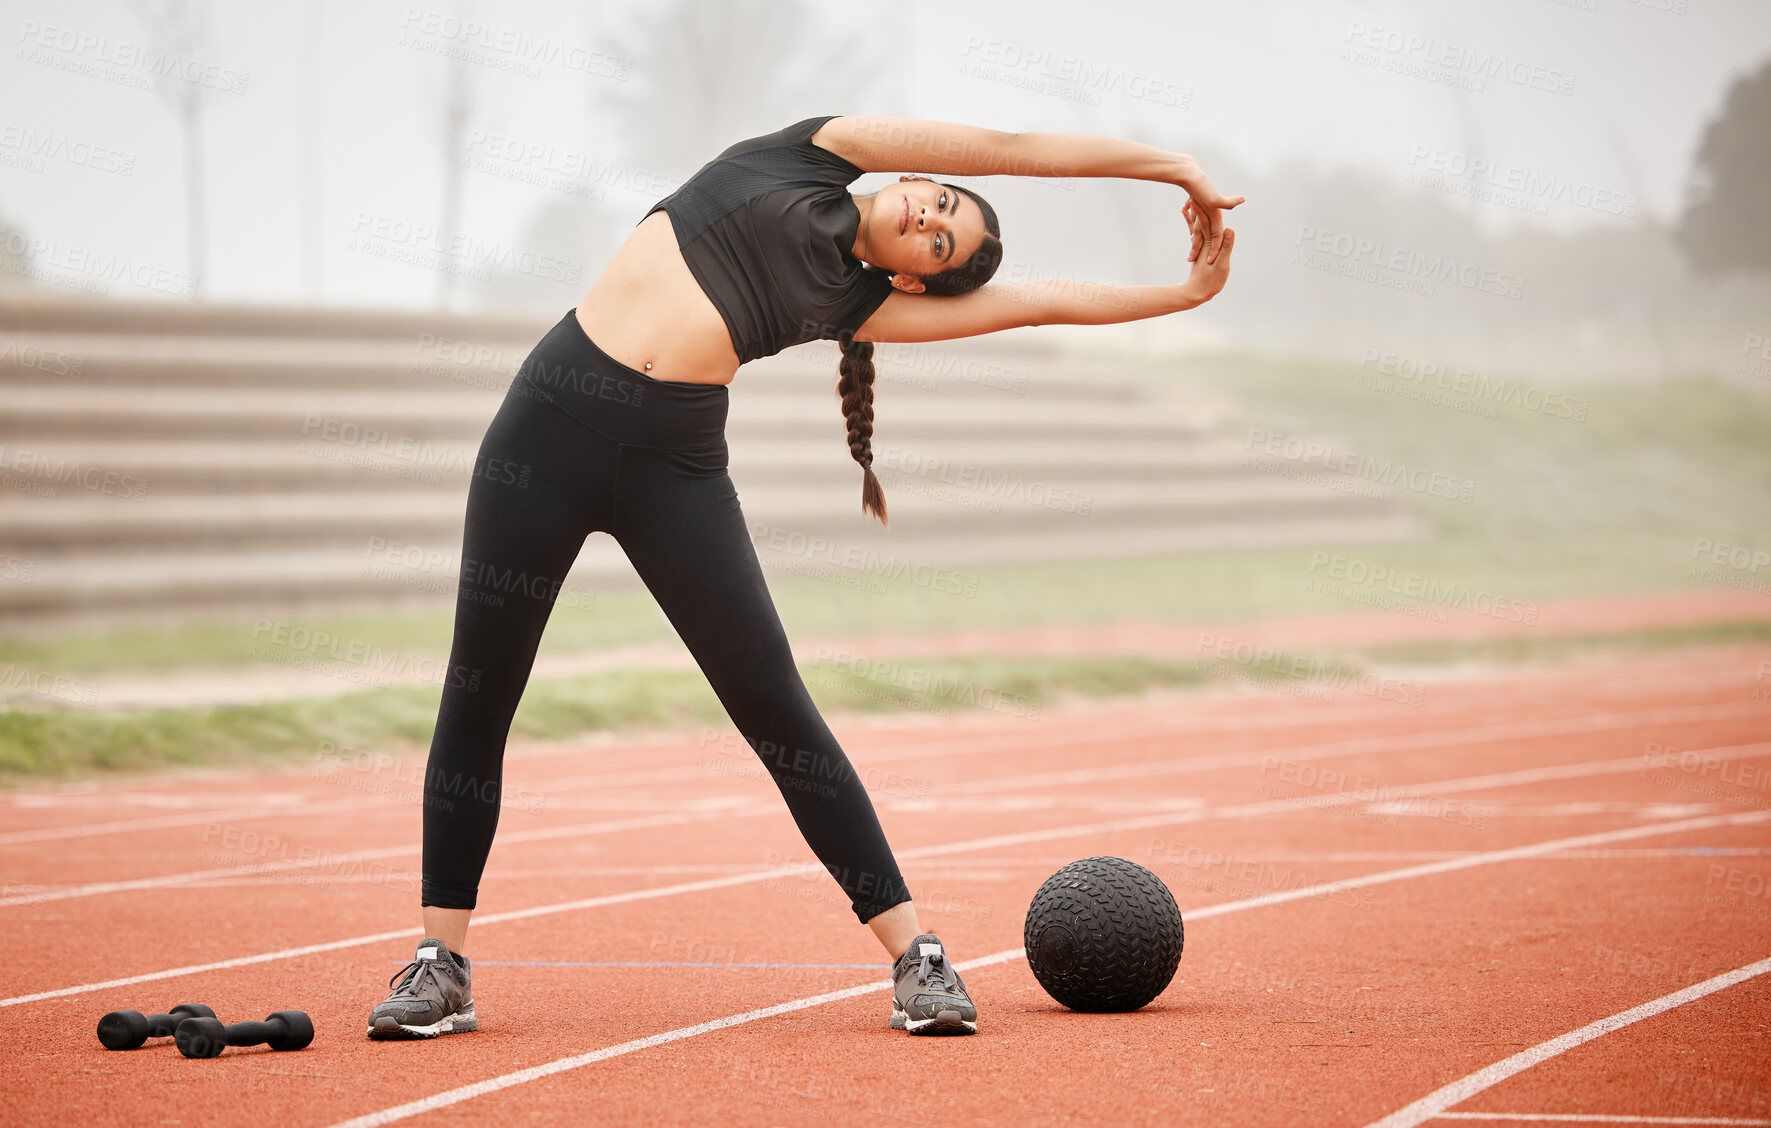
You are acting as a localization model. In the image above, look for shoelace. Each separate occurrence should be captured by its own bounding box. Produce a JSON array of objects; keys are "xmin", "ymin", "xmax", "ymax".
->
[
  {"xmin": 387, "ymin": 958, "xmax": 451, "ymax": 999},
  {"xmin": 917, "ymin": 950, "xmax": 957, "ymax": 995}
]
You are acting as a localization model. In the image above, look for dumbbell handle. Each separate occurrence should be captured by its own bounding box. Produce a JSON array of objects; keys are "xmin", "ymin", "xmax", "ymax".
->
[
  {"xmin": 175, "ymin": 1010, "xmax": 313, "ymax": 1057},
  {"xmin": 213, "ymin": 1018, "xmax": 284, "ymax": 1046},
  {"xmin": 142, "ymin": 1010, "xmax": 198, "ymax": 1037}
]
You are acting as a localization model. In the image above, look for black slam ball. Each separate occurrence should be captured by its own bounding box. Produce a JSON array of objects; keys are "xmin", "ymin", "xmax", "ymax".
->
[{"xmin": 1024, "ymin": 856, "xmax": 1184, "ymax": 1012}]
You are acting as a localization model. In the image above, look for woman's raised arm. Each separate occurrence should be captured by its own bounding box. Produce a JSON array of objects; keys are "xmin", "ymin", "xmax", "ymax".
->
[
  {"xmin": 855, "ymin": 230, "xmax": 1235, "ymax": 345},
  {"xmin": 816, "ymin": 116, "xmax": 1177, "ymax": 182},
  {"xmin": 813, "ymin": 117, "xmax": 1244, "ymax": 262}
]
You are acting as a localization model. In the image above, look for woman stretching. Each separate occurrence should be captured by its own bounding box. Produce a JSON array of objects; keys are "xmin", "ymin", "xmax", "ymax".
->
[{"xmin": 366, "ymin": 115, "xmax": 1240, "ymax": 1039}]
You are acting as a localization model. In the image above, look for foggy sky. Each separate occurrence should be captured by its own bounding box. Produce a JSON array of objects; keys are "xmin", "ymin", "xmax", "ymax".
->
[{"xmin": 0, "ymin": 0, "xmax": 1764, "ymax": 309}]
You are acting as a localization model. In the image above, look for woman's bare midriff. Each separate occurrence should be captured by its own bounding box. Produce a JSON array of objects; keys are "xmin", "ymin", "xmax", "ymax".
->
[{"xmin": 573, "ymin": 211, "xmax": 742, "ymax": 386}]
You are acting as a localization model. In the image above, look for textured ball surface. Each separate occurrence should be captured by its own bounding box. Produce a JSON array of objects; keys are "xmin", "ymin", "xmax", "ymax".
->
[{"xmin": 1024, "ymin": 856, "xmax": 1184, "ymax": 1012}]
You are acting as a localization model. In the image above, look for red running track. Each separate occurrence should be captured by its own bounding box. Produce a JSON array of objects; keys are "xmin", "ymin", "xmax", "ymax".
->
[{"xmin": 2, "ymin": 621, "xmax": 1769, "ymax": 1126}]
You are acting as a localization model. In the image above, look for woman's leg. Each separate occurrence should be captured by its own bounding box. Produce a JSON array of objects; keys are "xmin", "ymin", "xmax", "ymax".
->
[
  {"xmin": 418, "ymin": 379, "xmax": 617, "ymax": 938},
  {"xmin": 371, "ymin": 378, "xmax": 615, "ymax": 1041},
  {"xmin": 866, "ymin": 902, "xmax": 925, "ymax": 962},
  {"xmin": 612, "ymin": 443, "xmax": 916, "ymax": 953}
]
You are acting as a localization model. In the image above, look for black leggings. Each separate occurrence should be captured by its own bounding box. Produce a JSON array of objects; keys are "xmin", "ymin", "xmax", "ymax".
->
[{"xmin": 419, "ymin": 308, "xmax": 912, "ymax": 923}]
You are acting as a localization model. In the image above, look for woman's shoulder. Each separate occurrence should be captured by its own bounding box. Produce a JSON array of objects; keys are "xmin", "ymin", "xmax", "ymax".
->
[{"xmin": 710, "ymin": 116, "xmax": 863, "ymax": 183}]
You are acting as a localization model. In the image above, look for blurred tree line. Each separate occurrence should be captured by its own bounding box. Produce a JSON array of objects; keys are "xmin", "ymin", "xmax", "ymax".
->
[{"xmin": 1679, "ymin": 57, "xmax": 1771, "ymax": 277}]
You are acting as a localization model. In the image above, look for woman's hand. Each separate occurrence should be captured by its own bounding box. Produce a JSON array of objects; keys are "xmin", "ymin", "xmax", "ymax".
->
[
  {"xmin": 1175, "ymin": 156, "xmax": 1244, "ymax": 265},
  {"xmin": 1179, "ymin": 227, "xmax": 1235, "ymax": 309}
]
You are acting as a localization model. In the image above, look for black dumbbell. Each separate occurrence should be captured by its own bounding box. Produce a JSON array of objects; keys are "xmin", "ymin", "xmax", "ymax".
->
[
  {"xmin": 96, "ymin": 1004, "xmax": 218, "ymax": 1050},
  {"xmin": 175, "ymin": 1010, "xmax": 314, "ymax": 1058}
]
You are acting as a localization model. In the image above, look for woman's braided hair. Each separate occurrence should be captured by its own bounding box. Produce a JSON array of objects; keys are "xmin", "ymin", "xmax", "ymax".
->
[{"xmin": 839, "ymin": 182, "xmax": 1003, "ymax": 525}]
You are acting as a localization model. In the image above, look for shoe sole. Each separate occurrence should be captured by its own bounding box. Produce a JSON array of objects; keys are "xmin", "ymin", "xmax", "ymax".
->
[
  {"xmin": 367, "ymin": 1006, "xmax": 477, "ymax": 1040},
  {"xmin": 891, "ymin": 1001, "xmax": 976, "ymax": 1036}
]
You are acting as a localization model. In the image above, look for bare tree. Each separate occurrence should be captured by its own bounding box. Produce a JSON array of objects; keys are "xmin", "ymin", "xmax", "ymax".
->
[
  {"xmin": 433, "ymin": 47, "xmax": 476, "ymax": 310},
  {"xmin": 589, "ymin": 0, "xmax": 896, "ymax": 181},
  {"xmin": 480, "ymin": 0, "xmax": 897, "ymax": 310},
  {"xmin": 128, "ymin": 0, "xmax": 214, "ymax": 300},
  {"xmin": 298, "ymin": 0, "xmax": 324, "ymax": 302},
  {"xmin": 1680, "ymin": 57, "xmax": 1771, "ymax": 276}
]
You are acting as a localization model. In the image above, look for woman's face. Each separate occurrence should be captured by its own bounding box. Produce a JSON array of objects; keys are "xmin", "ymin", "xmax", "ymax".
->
[{"xmin": 866, "ymin": 175, "xmax": 989, "ymax": 286}]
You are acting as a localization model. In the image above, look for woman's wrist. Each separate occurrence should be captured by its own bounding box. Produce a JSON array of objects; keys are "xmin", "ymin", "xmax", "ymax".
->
[
  {"xmin": 1165, "ymin": 153, "xmax": 1200, "ymax": 187},
  {"xmin": 1161, "ymin": 282, "xmax": 1203, "ymax": 314}
]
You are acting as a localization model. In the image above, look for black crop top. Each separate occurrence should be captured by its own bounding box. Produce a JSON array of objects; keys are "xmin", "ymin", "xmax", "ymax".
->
[{"xmin": 641, "ymin": 115, "xmax": 896, "ymax": 364}]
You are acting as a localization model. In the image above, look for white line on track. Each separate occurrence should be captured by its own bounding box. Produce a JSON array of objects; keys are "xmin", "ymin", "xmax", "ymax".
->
[
  {"xmin": 5, "ymin": 697, "xmax": 1761, "ymax": 845},
  {"xmin": 0, "ymin": 796, "xmax": 384, "ymax": 846},
  {"xmin": 14, "ymin": 706, "xmax": 1761, "ymax": 909},
  {"xmin": 888, "ymin": 744, "xmax": 1771, "ymax": 862},
  {"xmin": 322, "ymin": 809, "xmax": 1771, "ymax": 1128},
  {"xmin": 113, "ymin": 844, "xmax": 1768, "ymax": 891},
  {"xmin": 851, "ymin": 698, "xmax": 1771, "ymax": 777},
  {"xmin": 1434, "ymin": 1113, "xmax": 1771, "ymax": 1124},
  {"xmin": 937, "ymin": 707, "xmax": 1771, "ymax": 795},
  {"xmin": 325, "ymin": 947, "xmax": 1029, "ymax": 1128},
  {"xmin": 0, "ymin": 803, "xmax": 778, "ymax": 908},
  {"xmin": 1363, "ymin": 958, "xmax": 1771, "ymax": 1128},
  {"xmin": 7, "ymin": 744, "xmax": 1767, "ymax": 1008}
]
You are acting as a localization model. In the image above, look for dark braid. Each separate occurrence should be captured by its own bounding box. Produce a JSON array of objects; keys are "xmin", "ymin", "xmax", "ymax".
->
[
  {"xmin": 836, "ymin": 182, "xmax": 1003, "ymax": 525},
  {"xmin": 838, "ymin": 335, "xmax": 887, "ymax": 524}
]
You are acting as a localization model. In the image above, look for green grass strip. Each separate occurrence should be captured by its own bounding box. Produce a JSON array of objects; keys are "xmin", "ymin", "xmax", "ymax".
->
[
  {"xmin": 4, "ymin": 621, "xmax": 1765, "ymax": 784},
  {"xmin": 1361, "ymin": 619, "xmax": 1771, "ymax": 665},
  {"xmin": 0, "ymin": 655, "xmax": 1221, "ymax": 782}
]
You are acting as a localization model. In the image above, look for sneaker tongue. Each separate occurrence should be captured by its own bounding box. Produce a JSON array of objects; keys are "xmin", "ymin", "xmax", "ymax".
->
[
  {"xmin": 895, "ymin": 935, "xmax": 945, "ymax": 976},
  {"xmin": 415, "ymin": 938, "xmax": 455, "ymax": 968}
]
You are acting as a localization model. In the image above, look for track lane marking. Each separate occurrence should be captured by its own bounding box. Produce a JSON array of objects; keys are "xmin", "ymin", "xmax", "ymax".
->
[
  {"xmin": 321, "ymin": 809, "xmax": 1771, "ymax": 1128},
  {"xmin": 6, "ymin": 744, "xmax": 1767, "ymax": 1007},
  {"xmin": 0, "ymin": 804, "xmax": 778, "ymax": 908},
  {"xmin": 9, "ymin": 703, "xmax": 1763, "ymax": 909},
  {"xmin": 542, "ymin": 682, "xmax": 1765, "ymax": 789},
  {"xmin": 1435, "ymin": 1114, "xmax": 1771, "ymax": 1124},
  {"xmin": 0, "ymin": 796, "xmax": 384, "ymax": 846},
  {"xmin": 5, "ymin": 694, "xmax": 1761, "ymax": 843},
  {"xmin": 937, "ymin": 709, "xmax": 1771, "ymax": 795},
  {"xmin": 1364, "ymin": 958, "xmax": 1771, "ymax": 1128}
]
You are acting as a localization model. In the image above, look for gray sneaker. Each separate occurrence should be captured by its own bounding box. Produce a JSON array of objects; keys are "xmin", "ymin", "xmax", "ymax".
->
[
  {"xmin": 367, "ymin": 937, "xmax": 477, "ymax": 1039},
  {"xmin": 890, "ymin": 934, "xmax": 977, "ymax": 1035}
]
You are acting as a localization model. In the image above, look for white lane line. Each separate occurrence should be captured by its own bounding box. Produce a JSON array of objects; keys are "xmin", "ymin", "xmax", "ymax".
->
[
  {"xmin": 1185, "ymin": 812, "xmax": 1771, "ymax": 922},
  {"xmin": 8, "ymin": 745, "xmax": 1766, "ymax": 1008},
  {"xmin": 0, "ymin": 796, "xmax": 383, "ymax": 846},
  {"xmin": 119, "ymin": 843, "xmax": 1771, "ymax": 890},
  {"xmin": 6, "ymin": 697, "xmax": 1762, "ymax": 845},
  {"xmin": 939, "ymin": 711, "xmax": 1771, "ymax": 795},
  {"xmin": 19, "ymin": 712, "xmax": 1761, "ymax": 911},
  {"xmin": 0, "ymin": 860, "xmax": 824, "ymax": 1009},
  {"xmin": 872, "ymin": 698, "xmax": 1769, "ymax": 777},
  {"xmin": 1435, "ymin": 1114, "xmax": 1771, "ymax": 1124},
  {"xmin": 1364, "ymin": 958, "xmax": 1771, "ymax": 1128},
  {"xmin": 6, "ymin": 789, "xmax": 314, "ymax": 810},
  {"xmin": 0, "ymin": 804, "xmax": 777, "ymax": 908},
  {"xmin": 892, "ymin": 745, "xmax": 1771, "ymax": 862},
  {"xmin": 321, "ymin": 810, "xmax": 1771, "ymax": 1128},
  {"xmin": 324, "ymin": 947, "xmax": 1028, "ymax": 1128}
]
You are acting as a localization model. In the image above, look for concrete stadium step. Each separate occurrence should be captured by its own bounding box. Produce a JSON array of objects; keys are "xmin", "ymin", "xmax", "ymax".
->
[
  {"xmin": 0, "ymin": 386, "xmax": 1209, "ymax": 441},
  {"xmin": 0, "ymin": 294, "xmax": 1417, "ymax": 627},
  {"xmin": 0, "ymin": 475, "xmax": 1393, "ymax": 553},
  {"xmin": 1, "ymin": 512, "xmax": 1422, "ymax": 622},
  {"xmin": 0, "ymin": 331, "xmax": 1131, "ymax": 401},
  {"xmin": 0, "ymin": 438, "xmax": 1277, "ymax": 493},
  {"xmin": 0, "ymin": 290, "xmax": 552, "ymax": 339}
]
